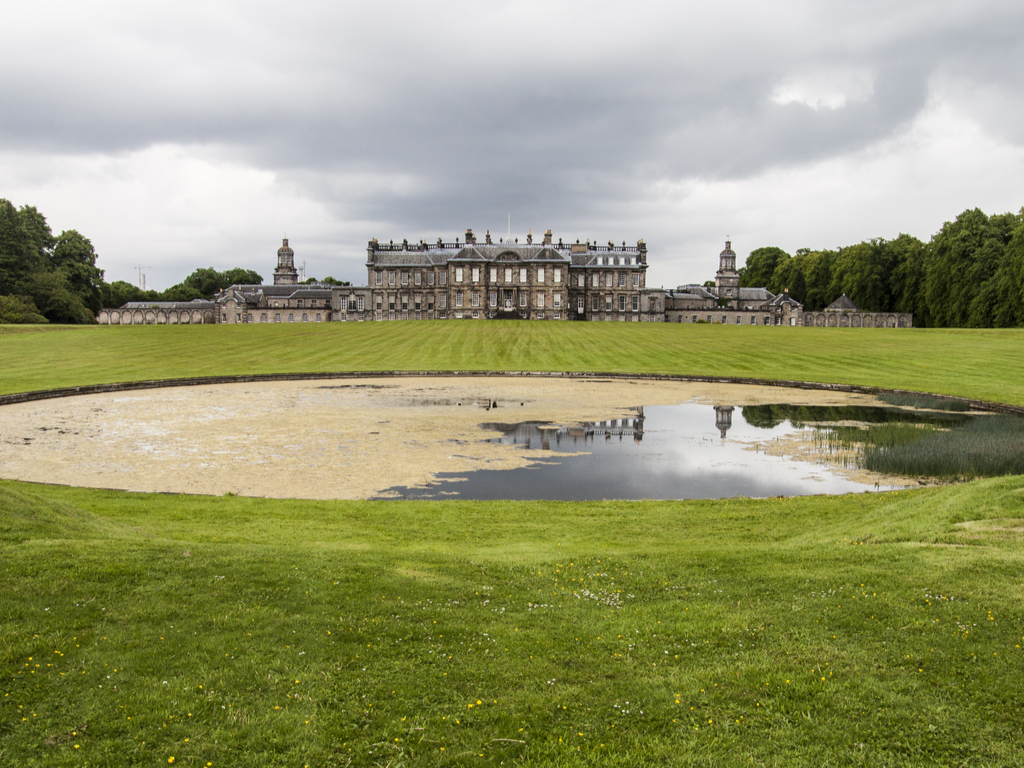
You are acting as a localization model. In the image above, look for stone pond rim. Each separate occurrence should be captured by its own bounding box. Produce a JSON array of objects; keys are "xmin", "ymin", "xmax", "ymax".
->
[{"xmin": 1, "ymin": 370, "xmax": 1022, "ymax": 416}]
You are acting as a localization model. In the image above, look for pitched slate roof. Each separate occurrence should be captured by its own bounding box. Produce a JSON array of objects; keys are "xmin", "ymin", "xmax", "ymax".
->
[
  {"xmin": 737, "ymin": 287, "xmax": 774, "ymax": 302},
  {"xmin": 825, "ymin": 294, "xmax": 860, "ymax": 311}
]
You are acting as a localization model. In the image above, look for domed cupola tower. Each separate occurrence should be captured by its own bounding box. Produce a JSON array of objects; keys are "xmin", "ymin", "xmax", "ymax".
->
[
  {"xmin": 715, "ymin": 239, "xmax": 740, "ymax": 304},
  {"xmin": 274, "ymin": 238, "xmax": 299, "ymax": 285}
]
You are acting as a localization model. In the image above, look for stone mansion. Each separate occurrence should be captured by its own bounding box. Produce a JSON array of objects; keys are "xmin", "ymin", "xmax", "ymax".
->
[{"xmin": 96, "ymin": 232, "xmax": 911, "ymax": 328}]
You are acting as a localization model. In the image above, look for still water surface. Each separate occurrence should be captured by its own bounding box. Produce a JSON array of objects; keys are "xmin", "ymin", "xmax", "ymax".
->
[{"xmin": 383, "ymin": 403, "xmax": 938, "ymax": 500}]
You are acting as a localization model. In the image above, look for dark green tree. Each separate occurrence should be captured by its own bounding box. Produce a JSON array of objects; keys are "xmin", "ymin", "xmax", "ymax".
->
[
  {"xmin": 739, "ymin": 246, "xmax": 789, "ymax": 288},
  {"xmin": 27, "ymin": 270, "xmax": 95, "ymax": 324},
  {"xmin": 0, "ymin": 295, "xmax": 48, "ymax": 323},
  {"xmin": 18, "ymin": 205, "xmax": 56, "ymax": 271},
  {"xmin": 102, "ymin": 280, "xmax": 157, "ymax": 308},
  {"xmin": 222, "ymin": 268, "xmax": 263, "ymax": 286},
  {"xmin": 52, "ymin": 230, "xmax": 104, "ymax": 313},
  {"xmin": 0, "ymin": 199, "xmax": 34, "ymax": 296}
]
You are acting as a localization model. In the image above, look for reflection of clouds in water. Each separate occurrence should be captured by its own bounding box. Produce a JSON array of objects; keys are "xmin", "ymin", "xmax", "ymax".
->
[{"xmin": 416, "ymin": 403, "xmax": 897, "ymax": 500}]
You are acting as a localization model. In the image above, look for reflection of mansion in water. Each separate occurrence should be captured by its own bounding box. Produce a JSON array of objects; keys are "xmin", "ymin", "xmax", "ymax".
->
[
  {"xmin": 486, "ymin": 412, "xmax": 647, "ymax": 449},
  {"xmin": 97, "ymin": 233, "xmax": 910, "ymax": 328}
]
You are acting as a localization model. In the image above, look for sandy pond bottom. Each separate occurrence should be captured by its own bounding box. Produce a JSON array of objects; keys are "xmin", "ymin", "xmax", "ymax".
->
[{"xmin": 0, "ymin": 377, "xmax": 914, "ymax": 500}]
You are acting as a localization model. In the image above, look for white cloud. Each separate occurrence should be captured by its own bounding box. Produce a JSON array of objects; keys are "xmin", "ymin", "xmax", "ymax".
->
[{"xmin": 771, "ymin": 69, "xmax": 876, "ymax": 111}]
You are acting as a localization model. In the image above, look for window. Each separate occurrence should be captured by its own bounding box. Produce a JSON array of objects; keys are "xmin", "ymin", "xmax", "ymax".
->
[
  {"xmin": 402, "ymin": 297, "xmax": 409, "ymax": 311},
  {"xmin": 288, "ymin": 313, "xmax": 295, "ymax": 322},
  {"xmin": 375, "ymin": 272, "xmax": 382, "ymax": 286},
  {"xmin": 605, "ymin": 296, "xmax": 613, "ymax": 310},
  {"xmin": 472, "ymin": 310, "xmax": 479, "ymax": 319},
  {"xmin": 455, "ymin": 291, "xmax": 463, "ymax": 307},
  {"xmin": 553, "ymin": 293, "xmax": 561, "ymax": 308},
  {"xmin": 519, "ymin": 293, "xmax": 527, "ymax": 307},
  {"xmin": 297, "ymin": 299, "xmax": 304, "ymax": 308},
  {"xmin": 578, "ymin": 296, "xmax": 585, "ymax": 312},
  {"xmin": 221, "ymin": 313, "xmax": 226, "ymax": 322},
  {"xmin": 592, "ymin": 295, "xmax": 600, "ymax": 311},
  {"xmin": 619, "ymin": 295, "xmax": 626, "ymax": 312},
  {"xmin": 736, "ymin": 315, "xmax": 741, "ymax": 324},
  {"xmin": 415, "ymin": 271, "xmax": 421, "ymax": 286},
  {"xmin": 537, "ymin": 293, "xmax": 545, "ymax": 309},
  {"xmin": 302, "ymin": 313, "xmax": 308, "ymax": 322},
  {"xmin": 520, "ymin": 267, "xmax": 527, "ymax": 283},
  {"xmin": 633, "ymin": 273, "xmax": 640, "ymax": 287},
  {"xmin": 537, "ymin": 267, "xmax": 545, "ymax": 283},
  {"xmin": 553, "ymin": 268, "xmax": 561, "ymax": 283},
  {"xmin": 471, "ymin": 292, "xmax": 480, "ymax": 307},
  {"xmin": 402, "ymin": 272, "xmax": 409, "ymax": 286},
  {"xmin": 592, "ymin": 273, "xmax": 599, "ymax": 287},
  {"xmin": 275, "ymin": 313, "xmax": 281, "ymax": 322},
  {"xmin": 247, "ymin": 314, "xmax": 253, "ymax": 323},
  {"xmin": 388, "ymin": 296, "xmax": 395, "ymax": 312},
  {"xmin": 632, "ymin": 296, "xmax": 639, "ymax": 312},
  {"xmin": 348, "ymin": 297, "xmax": 357, "ymax": 310},
  {"xmin": 389, "ymin": 272, "xmax": 395, "ymax": 287},
  {"xmin": 489, "ymin": 292, "xmax": 497, "ymax": 307},
  {"xmin": 375, "ymin": 296, "xmax": 383, "ymax": 311},
  {"xmin": 402, "ymin": 311, "xmax": 408, "ymax": 320},
  {"xmin": 455, "ymin": 267, "xmax": 463, "ymax": 283},
  {"xmin": 260, "ymin": 313, "xmax": 267, "ymax": 322},
  {"xmin": 428, "ymin": 271, "xmax": 434, "ymax": 286},
  {"xmin": 722, "ymin": 315, "xmax": 727, "ymax": 323},
  {"xmin": 439, "ymin": 272, "xmax": 446, "ymax": 285},
  {"xmin": 490, "ymin": 267, "xmax": 497, "ymax": 282},
  {"xmin": 578, "ymin": 274, "xmax": 585, "ymax": 287},
  {"xmin": 619, "ymin": 273, "xmax": 626, "ymax": 288},
  {"xmin": 316, "ymin": 313, "xmax": 322, "ymax": 322},
  {"xmin": 505, "ymin": 267, "xmax": 512, "ymax": 282},
  {"xmin": 606, "ymin": 273, "xmax": 613, "ymax": 288},
  {"xmin": 472, "ymin": 267, "xmax": 479, "ymax": 282},
  {"xmin": 439, "ymin": 294, "xmax": 447, "ymax": 308},
  {"xmin": 414, "ymin": 296, "xmax": 421, "ymax": 311}
]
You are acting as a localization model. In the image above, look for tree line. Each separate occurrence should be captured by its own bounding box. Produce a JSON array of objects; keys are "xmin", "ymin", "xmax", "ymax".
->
[
  {"xmin": 4, "ymin": 198, "xmax": 1022, "ymax": 326},
  {"xmin": 0, "ymin": 199, "xmax": 267, "ymax": 324},
  {"xmin": 739, "ymin": 206, "xmax": 1024, "ymax": 327}
]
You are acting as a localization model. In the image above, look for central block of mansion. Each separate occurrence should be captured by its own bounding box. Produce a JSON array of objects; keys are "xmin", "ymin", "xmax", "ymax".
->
[{"xmin": 96, "ymin": 231, "xmax": 911, "ymax": 328}]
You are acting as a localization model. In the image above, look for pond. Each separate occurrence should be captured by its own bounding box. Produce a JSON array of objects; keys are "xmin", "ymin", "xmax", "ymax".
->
[
  {"xmin": 0, "ymin": 377, "xmax": 1018, "ymax": 500},
  {"xmin": 381, "ymin": 402, "xmax": 970, "ymax": 500}
]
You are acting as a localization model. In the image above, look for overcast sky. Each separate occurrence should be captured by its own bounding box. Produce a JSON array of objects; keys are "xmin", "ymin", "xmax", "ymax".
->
[{"xmin": 2, "ymin": 0, "xmax": 1023, "ymax": 290}]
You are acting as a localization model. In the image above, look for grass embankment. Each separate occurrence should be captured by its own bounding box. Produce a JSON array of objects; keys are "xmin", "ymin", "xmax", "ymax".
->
[
  {"xmin": 3, "ymin": 478, "xmax": 1024, "ymax": 766},
  {"xmin": 2, "ymin": 324, "xmax": 1024, "ymax": 765},
  {"xmin": 1, "ymin": 323, "xmax": 1023, "ymax": 405}
]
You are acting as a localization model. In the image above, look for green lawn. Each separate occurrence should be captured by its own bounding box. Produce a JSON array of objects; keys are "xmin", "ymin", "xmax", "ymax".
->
[
  {"xmin": 1, "ymin": 322, "xmax": 1023, "ymax": 405},
  {"xmin": 2, "ymin": 323, "xmax": 1024, "ymax": 766},
  {"xmin": 3, "ymin": 480, "xmax": 1024, "ymax": 766}
]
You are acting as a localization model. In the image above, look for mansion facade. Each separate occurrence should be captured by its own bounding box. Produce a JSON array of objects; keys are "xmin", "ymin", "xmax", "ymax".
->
[{"xmin": 95, "ymin": 233, "xmax": 910, "ymax": 328}]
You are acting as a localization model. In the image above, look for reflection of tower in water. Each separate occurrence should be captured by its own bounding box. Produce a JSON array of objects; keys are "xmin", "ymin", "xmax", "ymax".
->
[{"xmin": 714, "ymin": 405, "xmax": 735, "ymax": 439}]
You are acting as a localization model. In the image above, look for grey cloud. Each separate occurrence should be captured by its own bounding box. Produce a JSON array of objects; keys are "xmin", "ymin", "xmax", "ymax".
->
[{"xmin": 2, "ymin": 0, "xmax": 1023, "ymax": 285}]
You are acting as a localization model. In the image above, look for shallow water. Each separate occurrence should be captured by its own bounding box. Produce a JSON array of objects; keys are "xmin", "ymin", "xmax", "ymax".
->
[{"xmin": 382, "ymin": 403, "xmax": 926, "ymax": 500}]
